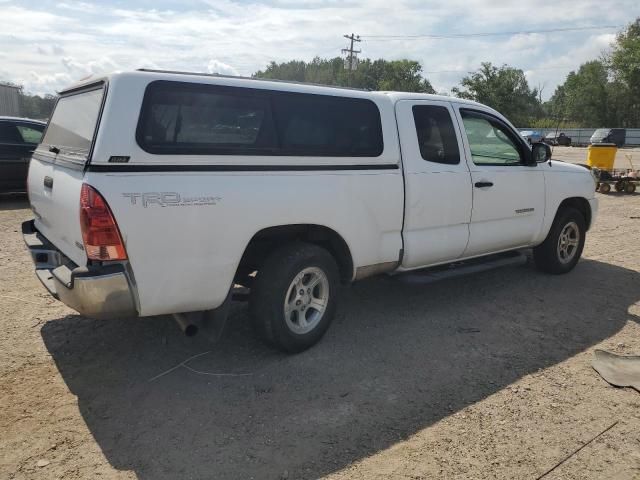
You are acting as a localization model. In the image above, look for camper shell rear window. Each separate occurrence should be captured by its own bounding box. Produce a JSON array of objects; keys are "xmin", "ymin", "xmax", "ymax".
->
[
  {"xmin": 136, "ymin": 80, "xmax": 384, "ymax": 157},
  {"xmin": 41, "ymin": 83, "xmax": 105, "ymax": 162}
]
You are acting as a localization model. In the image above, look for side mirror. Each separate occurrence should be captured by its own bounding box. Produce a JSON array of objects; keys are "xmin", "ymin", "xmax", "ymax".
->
[{"xmin": 532, "ymin": 142, "xmax": 551, "ymax": 163}]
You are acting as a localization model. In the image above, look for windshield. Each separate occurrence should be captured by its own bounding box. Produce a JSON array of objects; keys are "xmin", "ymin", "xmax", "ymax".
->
[
  {"xmin": 592, "ymin": 129, "xmax": 609, "ymax": 139},
  {"xmin": 41, "ymin": 85, "xmax": 104, "ymax": 159}
]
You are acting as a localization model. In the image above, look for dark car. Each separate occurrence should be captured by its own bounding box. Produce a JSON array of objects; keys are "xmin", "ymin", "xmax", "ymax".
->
[
  {"xmin": 590, "ymin": 128, "xmax": 625, "ymax": 147},
  {"xmin": 545, "ymin": 132, "xmax": 572, "ymax": 146},
  {"xmin": 0, "ymin": 117, "xmax": 46, "ymax": 193}
]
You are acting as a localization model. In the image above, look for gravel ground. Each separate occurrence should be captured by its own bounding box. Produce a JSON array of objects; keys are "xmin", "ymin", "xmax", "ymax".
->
[{"xmin": 1, "ymin": 181, "xmax": 639, "ymax": 479}]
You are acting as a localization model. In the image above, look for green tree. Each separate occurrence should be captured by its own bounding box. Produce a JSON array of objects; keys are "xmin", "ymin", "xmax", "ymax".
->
[
  {"xmin": 370, "ymin": 59, "xmax": 435, "ymax": 92},
  {"xmin": 605, "ymin": 80, "xmax": 633, "ymax": 127},
  {"xmin": 19, "ymin": 92, "xmax": 57, "ymax": 120},
  {"xmin": 547, "ymin": 60, "xmax": 609, "ymax": 127},
  {"xmin": 545, "ymin": 18, "xmax": 640, "ymax": 128},
  {"xmin": 608, "ymin": 18, "xmax": 640, "ymax": 126},
  {"xmin": 1, "ymin": 80, "xmax": 57, "ymax": 119},
  {"xmin": 451, "ymin": 62, "xmax": 541, "ymax": 126},
  {"xmin": 254, "ymin": 57, "xmax": 435, "ymax": 93}
]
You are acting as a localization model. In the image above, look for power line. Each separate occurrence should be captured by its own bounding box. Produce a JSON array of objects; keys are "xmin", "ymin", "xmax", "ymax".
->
[{"xmin": 362, "ymin": 24, "xmax": 623, "ymax": 40}]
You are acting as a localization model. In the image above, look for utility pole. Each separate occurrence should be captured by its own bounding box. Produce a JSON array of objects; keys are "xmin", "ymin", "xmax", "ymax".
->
[{"xmin": 342, "ymin": 33, "xmax": 361, "ymax": 86}]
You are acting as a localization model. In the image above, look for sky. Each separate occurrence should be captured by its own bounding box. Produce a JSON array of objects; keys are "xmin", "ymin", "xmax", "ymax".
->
[{"xmin": 0, "ymin": 0, "xmax": 637, "ymax": 99}]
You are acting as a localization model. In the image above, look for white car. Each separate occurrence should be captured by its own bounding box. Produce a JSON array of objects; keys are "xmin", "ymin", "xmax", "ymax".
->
[{"xmin": 23, "ymin": 70, "xmax": 598, "ymax": 352}]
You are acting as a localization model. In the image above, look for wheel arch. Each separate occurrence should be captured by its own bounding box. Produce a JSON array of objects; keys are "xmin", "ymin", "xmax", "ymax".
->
[
  {"xmin": 236, "ymin": 224, "xmax": 355, "ymax": 284},
  {"xmin": 557, "ymin": 197, "xmax": 592, "ymax": 230}
]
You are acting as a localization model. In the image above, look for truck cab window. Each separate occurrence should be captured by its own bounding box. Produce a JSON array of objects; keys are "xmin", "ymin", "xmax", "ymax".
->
[
  {"xmin": 412, "ymin": 105, "xmax": 460, "ymax": 165},
  {"xmin": 460, "ymin": 110, "xmax": 523, "ymax": 166}
]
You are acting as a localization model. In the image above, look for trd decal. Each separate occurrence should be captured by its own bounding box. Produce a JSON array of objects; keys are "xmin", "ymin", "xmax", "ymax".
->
[{"xmin": 122, "ymin": 192, "xmax": 221, "ymax": 207}]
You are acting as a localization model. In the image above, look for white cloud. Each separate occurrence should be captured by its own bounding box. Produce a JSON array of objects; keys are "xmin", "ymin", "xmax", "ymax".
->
[
  {"xmin": 0, "ymin": 0, "xmax": 636, "ymax": 97},
  {"xmin": 522, "ymin": 32, "xmax": 618, "ymax": 97},
  {"xmin": 61, "ymin": 56, "xmax": 121, "ymax": 77},
  {"xmin": 207, "ymin": 59, "xmax": 240, "ymax": 76},
  {"xmin": 27, "ymin": 71, "xmax": 74, "ymax": 94}
]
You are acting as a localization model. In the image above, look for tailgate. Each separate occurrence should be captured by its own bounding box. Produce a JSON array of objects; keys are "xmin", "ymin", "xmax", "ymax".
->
[{"xmin": 28, "ymin": 83, "xmax": 105, "ymax": 267}]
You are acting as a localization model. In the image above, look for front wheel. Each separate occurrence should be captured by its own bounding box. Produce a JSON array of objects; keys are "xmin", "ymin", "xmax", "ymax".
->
[
  {"xmin": 249, "ymin": 243, "xmax": 340, "ymax": 353},
  {"xmin": 533, "ymin": 207, "xmax": 586, "ymax": 274}
]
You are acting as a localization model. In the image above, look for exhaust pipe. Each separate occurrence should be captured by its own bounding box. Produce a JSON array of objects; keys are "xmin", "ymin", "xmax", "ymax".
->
[{"xmin": 173, "ymin": 313, "xmax": 199, "ymax": 337}]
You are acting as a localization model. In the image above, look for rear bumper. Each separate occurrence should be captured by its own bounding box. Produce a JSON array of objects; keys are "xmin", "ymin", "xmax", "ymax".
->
[{"xmin": 22, "ymin": 220, "xmax": 137, "ymax": 319}]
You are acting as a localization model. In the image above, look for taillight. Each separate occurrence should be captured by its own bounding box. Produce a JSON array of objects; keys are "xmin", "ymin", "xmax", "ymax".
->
[{"xmin": 80, "ymin": 184, "xmax": 127, "ymax": 261}]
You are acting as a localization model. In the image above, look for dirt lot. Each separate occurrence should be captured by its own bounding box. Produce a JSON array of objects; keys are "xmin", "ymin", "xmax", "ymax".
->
[{"xmin": 1, "ymin": 179, "xmax": 639, "ymax": 479}]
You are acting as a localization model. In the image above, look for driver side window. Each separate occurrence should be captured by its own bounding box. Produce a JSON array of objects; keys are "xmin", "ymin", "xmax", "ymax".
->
[
  {"xmin": 412, "ymin": 105, "xmax": 460, "ymax": 165},
  {"xmin": 460, "ymin": 110, "xmax": 523, "ymax": 166}
]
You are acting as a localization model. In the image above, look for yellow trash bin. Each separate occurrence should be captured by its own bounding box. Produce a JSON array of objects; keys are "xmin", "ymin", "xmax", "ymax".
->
[{"xmin": 587, "ymin": 143, "xmax": 617, "ymax": 170}]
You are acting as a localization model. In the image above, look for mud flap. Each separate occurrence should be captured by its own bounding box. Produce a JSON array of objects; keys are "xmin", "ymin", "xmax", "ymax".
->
[{"xmin": 199, "ymin": 289, "xmax": 233, "ymax": 343}]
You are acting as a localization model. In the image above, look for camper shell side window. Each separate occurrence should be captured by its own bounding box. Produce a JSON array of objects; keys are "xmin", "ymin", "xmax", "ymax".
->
[{"xmin": 136, "ymin": 80, "xmax": 384, "ymax": 157}]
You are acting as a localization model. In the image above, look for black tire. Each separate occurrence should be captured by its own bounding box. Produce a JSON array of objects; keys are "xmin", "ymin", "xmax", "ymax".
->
[
  {"xmin": 533, "ymin": 207, "xmax": 586, "ymax": 274},
  {"xmin": 615, "ymin": 180, "xmax": 624, "ymax": 192},
  {"xmin": 599, "ymin": 183, "xmax": 611, "ymax": 194},
  {"xmin": 249, "ymin": 243, "xmax": 340, "ymax": 353},
  {"xmin": 625, "ymin": 182, "xmax": 636, "ymax": 194}
]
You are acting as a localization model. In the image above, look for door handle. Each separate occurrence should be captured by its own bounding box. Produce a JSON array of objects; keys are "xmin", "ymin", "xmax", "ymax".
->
[
  {"xmin": 44, "ymin": 176, "xmax": 54, "ymax": 189},
  {"xmin": 474, "ymin": 181, "xmax": 494, "ymax": 188}
]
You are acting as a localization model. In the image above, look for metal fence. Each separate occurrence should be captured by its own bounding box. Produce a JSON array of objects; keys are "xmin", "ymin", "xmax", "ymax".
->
[
  {"xmin": 0, "ymin": 83, "xmax": 21, "ymax": 116},
  {"xmin": 625, "ymin": 129, "xmax": 640, "ymax": 146},
  {"xmin": 519, "ymin": 128, "xmax": 640, "ymax": 146}
]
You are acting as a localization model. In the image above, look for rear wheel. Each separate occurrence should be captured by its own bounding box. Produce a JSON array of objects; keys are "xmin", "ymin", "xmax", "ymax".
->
[
  {"xmin": 533, "ymin": 207, "xmax": 586, "ymax": 274},
  {"xmin": 249, "ymin": 243, "xmax": 339, "ymax": 353},
  {"xmin": 625, "ymin": 182, "xmax": 636, "ymax": 194},
  {"xmin": 599, "ymin": 183, "xmax": 611, "ymax": 194}
]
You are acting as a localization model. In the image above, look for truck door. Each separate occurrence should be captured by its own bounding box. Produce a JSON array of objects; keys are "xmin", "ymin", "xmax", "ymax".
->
[
  {"xmin": 396, "ymin": 100, "xmax": 472, "ymax": 268},
  {"xmin": 453, "ymin": 106, "xmax": 545, "ymax": 257}
]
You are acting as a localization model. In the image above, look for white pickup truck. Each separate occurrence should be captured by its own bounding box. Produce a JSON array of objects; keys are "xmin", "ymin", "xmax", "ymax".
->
[{"xmin": 23, "ymin": 70, "xmax": 598, "ymax": 352}]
